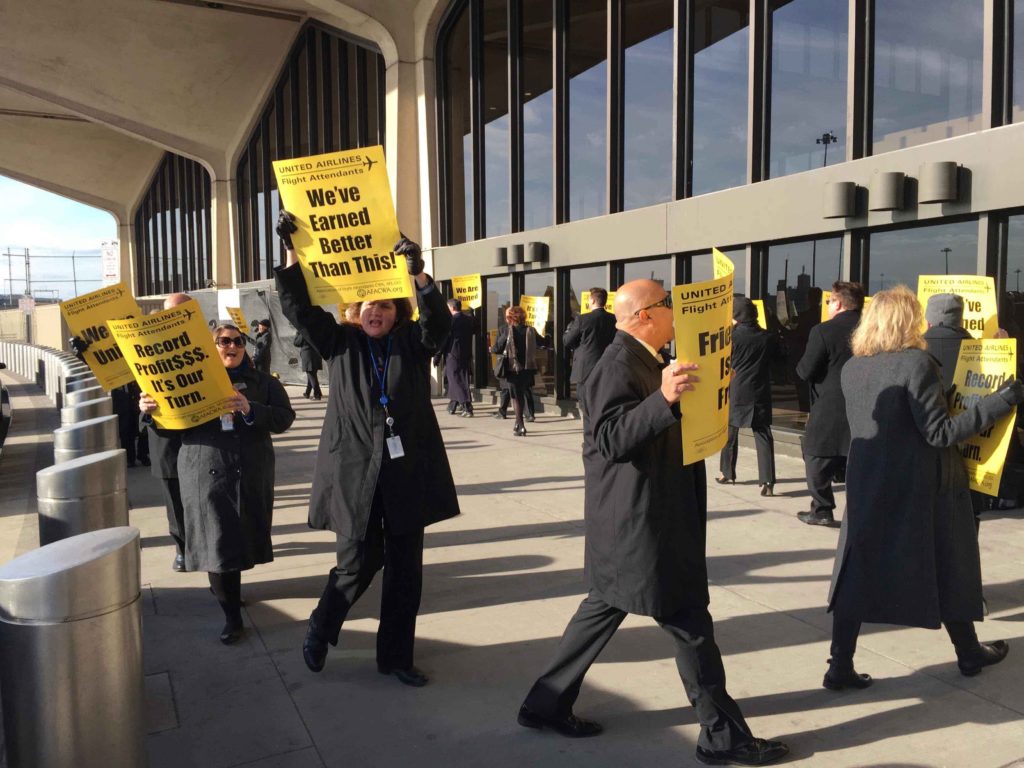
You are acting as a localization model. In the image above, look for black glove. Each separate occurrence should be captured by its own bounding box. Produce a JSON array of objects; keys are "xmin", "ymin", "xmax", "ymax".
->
[
  {"xmin": 995, "ymin": 378, "xmax": 1024, "ymax": 406},
  {"xmin": 276, "ymin": 209, "xmax": 298, "ymax": 249},
  {"xmin": 69, "ymin": 335, "xmax": 90, "ymax": 355},
  {"xmin": 432, "ymin": 354, "xmax": 443, "ymax": 368},
  {"xmin": 394, "ymin": 235, "xmax": 424, "ymax": 276}
]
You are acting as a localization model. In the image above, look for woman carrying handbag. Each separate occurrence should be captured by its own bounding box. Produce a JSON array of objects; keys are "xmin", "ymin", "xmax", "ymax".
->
[{"xmin": 490, "ymin": 306, "xmax": 537, "ymax": 436}]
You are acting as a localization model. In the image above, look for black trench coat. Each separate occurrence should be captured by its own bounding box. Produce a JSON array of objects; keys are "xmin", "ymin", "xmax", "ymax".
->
[
  {"xmin": 293, "ymin": 332, "xmax": 323, "ymax": 373},
  {"xmin": 829, "ymin": 348, "xmax": 1014, "ymax": 628},
  {"xmin": 581, "ymin": 331, "xmax": 709, "ymax": 617},
  {"xmin": 275, "ymin": 263, "xmax": 460, "ymax": 540},
  {"xmin": 176, "ymin": 365, "xmax": 295, "ymax": 572},
  {"xmin": 796, "ymin": 309, "xmax": 861, "ymax": 457},
  {"xmin": 729, "ymin": 322, "xmax": 783, "ymax": 428}
]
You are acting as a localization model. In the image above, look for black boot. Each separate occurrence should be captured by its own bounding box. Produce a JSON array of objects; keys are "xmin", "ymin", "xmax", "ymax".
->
[
  {"xmin": 956, "ymin": 641, "xmax": 1009, "ymax": 677},
  {"xmin": 822, "ymin": 657, "xmax": 872, "ymax": 690},
  {"xmin": 303, "ymin": 615, "xmax": 329, "ymax": 672}
]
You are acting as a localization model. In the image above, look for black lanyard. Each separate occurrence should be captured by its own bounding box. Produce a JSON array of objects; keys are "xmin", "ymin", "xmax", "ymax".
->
[{"xmin": 366, "ymin": 335, "xmax": 396, "ymax": 436}]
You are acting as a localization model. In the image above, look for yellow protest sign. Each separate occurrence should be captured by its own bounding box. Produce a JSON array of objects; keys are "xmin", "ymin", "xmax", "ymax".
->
[
  {"xmin": 60, "ymin": 282, "xmax": 141, "ymax": 390},
  {"xmin": 272, "ymin": 146, "xmax": 414, "ymax": 305},
  {"xmin": 582, "ymin": 291, "xmax": 616, "ymax": 314},
  {"xmin": 950, "ymin": 339, "xmax": 1017, "ymax": 496},
  {"xmin": 107, "ymin": 300, "xmax": 237, "ymax": 430},
  {"xmin": 519, "ymin": 295, "xmax": 550, "ymax": 337},
  {"xmin": 674, "ymin": 248, "xmax": 734, "ymax": 465},
  {"xmin": 226, "ymin": 307, "xmax": 248, "ymax": 332},
  {"xmin": 713, "ymin": 248, "xmax": 733, "ymax": 279},
  {"xmin": 918, "ymin": 275, "xmax": 998, "ymax": 338},
  {"xmin": 452, "ymin": 273, "xmax": 483, "ymax": 309},
  {"xmin": 751, "ymin": 299, "xmax": 767, "ymax": 330}
]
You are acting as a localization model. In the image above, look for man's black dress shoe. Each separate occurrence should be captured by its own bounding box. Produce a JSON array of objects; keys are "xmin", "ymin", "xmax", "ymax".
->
[
  {"xmin": 493, "ymin": 411, "xmax": 507, "ymax": 420},
  {"xmin": 172, "ymin": 554, "xmax": 186, "ymax": 572},
  {"xmin": 302, "ymin": 619, "xmax": 328, "ymax": 673},
  {"xmin": 220, "ymin": 620, "xmax": 244, "ymax": 645},
  {"xmin": 715, "ymin": 476, "xmax": 735, "ymax": 485},
  {"xmin": 797, "ymin": 510, "xmax": 836, "ymax": 527},
  {"xmin": 695, "ymin": 738, "xmax": 789, "ymax": 766},
  {"xmin": 822, "ymin": 662, "xmax": 873, "ymax": 690},
  {"xmin": 957, "ymin": 640, "xmax": 1008, "ymax": 676},
  {"xmin": 517, "ymin": 704, "xmax": 602, "ymax": 737},
  {"xmin": 377, "ymin": 665, "xmax": 428, "ymax": 687}
]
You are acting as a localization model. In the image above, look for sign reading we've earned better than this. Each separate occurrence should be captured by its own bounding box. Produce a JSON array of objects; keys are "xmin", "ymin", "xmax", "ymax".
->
[{"xmin": 273, "ymin": 146, "xmax": 414, "ymax": 306}]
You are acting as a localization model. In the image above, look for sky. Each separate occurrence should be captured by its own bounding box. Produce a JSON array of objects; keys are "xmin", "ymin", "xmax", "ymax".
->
[{"xmin": 0, "ymin": 175, "xmax": 116, "ymax": 301}]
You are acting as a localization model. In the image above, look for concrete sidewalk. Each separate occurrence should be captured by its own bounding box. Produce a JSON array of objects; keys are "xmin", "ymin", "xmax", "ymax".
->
[{"xmin": 1, "ymin": 373, "xmax": 1023, "ymax": 768}]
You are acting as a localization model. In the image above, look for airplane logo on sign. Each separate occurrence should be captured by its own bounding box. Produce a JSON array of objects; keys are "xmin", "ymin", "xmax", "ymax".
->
[{"xmin": 363, "ymin": 156, "xmax": 377, "ymax": 172}]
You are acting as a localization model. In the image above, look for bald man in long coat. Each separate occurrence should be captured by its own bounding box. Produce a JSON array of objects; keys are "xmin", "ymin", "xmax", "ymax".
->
[{"xmin": 517, "ymin": 280, "xmax": 788, "ymax": 767}]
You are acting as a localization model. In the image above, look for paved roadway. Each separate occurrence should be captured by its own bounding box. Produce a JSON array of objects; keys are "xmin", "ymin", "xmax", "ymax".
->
[{"xmin": 1, "ymin": 371, "xmax": 1022, "ymax": 768}]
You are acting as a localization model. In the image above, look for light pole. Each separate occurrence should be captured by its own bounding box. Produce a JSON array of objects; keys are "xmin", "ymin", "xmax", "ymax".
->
[
  {"xmin": 1016, "ymin": 268, "xmax": 1021, "ymax": 292},
  {"xmin": 880, "ymin": 272, "xmax": 885, "ymax": 291},
  {"xmin": 816, "ymin": 131, "xmax": 838, "ymax": 166},
  {"xmin": 940, "ymin": 247, "xmax": 952, "ymax": 275}
]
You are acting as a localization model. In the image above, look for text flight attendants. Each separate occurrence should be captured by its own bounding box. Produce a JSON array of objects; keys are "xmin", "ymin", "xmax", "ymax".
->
[
  {"xmin": 518, "ymin": 280, "xmax": 789, "ymax": 767},
  {"xmin": 823, "ymin": 286, "xmax": 1022, "ymax": 690},
  {"xmin": 141, "ymin": 323, "xmax": 295, "ymax": 643},
  {"xmin": 275, "ymin": 211, "xmax": 460, "ymax": 687}
]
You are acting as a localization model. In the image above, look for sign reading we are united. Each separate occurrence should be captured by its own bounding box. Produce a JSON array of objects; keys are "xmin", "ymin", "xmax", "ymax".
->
[{"xmin": 273, "ymin": 146, "xmax": 414, "ymax": 306}]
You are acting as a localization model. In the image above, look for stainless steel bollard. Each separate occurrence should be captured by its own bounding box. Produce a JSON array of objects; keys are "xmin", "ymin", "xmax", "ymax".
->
[
  {"xmin": 64, "ymin": 385, "xmax": 107, "ymax": 406},
  {"xmin": 64, "ymin": 377, "xmax": 99, "ymax": 395},
  {"xmin": 0, "ymin": 527, "xmax": 146, "ymax": 768},
  {"xmin": 36, "ymin": 449, "xmax": 128, "ymax": 545},
  {"xmin": 60, "ymin": 396, "xmax": 112, "ymax": 425},
  {"xmin": 53, "ymin": 415, "xmax": 120, "ymax": 464}
]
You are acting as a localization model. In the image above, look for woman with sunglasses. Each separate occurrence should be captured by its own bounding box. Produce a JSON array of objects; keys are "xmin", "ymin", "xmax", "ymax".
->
[
  {"xmin": 141, "ymin": 323, "xmax": 295, "ymax": 644},
  {"xmin": 274, "ymin": 211, "xmax": 460, "ymax": 687}
]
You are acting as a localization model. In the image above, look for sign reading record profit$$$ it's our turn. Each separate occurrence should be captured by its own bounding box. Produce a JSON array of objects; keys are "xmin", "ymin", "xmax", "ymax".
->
[
  {"xmin": 452, "ymin": 273, "xmax": 483, "ymax": 309},
  {"xmin": 519, "ymin": 295, "xmax": 550, "ymax": 337},
  {"xmin": 273, "ymin": 146, "xmax": 413, "ymax": 306},
  {"xmin": 60, "ymin": 282, "xmax": 141, "ymax": 390},
  {"xmin": 917, "ymin": 275, "xmax": 998, "ymax": 339},
  {"xmin": 674, "ymin": 248, "xmax": 735, "ymax": 465},
  {"xmin": 950, "ymin": 338, "xmax": 1017, "ymax": 496},
  {"xmin": 107, "ymin": 300, "xmax": 237, "ymax": 430}
]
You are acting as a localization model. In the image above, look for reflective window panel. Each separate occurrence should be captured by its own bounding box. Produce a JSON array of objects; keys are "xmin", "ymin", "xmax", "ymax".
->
[
  {"xmin": 623, "ymin": 0, "xmax": 674, "ymax": 210},
  {"xmin": 868, "ymin": 219, "xmax": 979, "ymax": 294},
  {"xmin": 691, "ymin": 247, "xmax": 746, "ymax": 295},
  {"xmin": 1015, "ymin": 0, "xmax": 1024, "ymax": 122},
  {"xmin": 523, "ymin": 270, "xmax": 557, "ymax": 394},
  {"xmin": 768, "ymin": 0, "xmax": 847, "ymax": 178},
  {"xmin": 568, "ymin": 0, "xmax": 608, "ymax": 222},
  {"xmin": 623, "ymin": 257, "xmax": 672, "ymax": 290},
  {"xmin": 873, "ymin": 0, "xmax": 983, "ymax": 154},
  {"xmin": 484, "ymin": 0, "xmax": 510, "ymax": 237},
  {"xmin": 692, "ymin": 1, "xmax": 749, "ymax": 196},
  {"xmin": 1004, "ymin": 214, "xmax": 1024, "ymax": 343},
  {"xmin": 484, "ymin": 274, "xmax": 512, "ymax": 387},
  {"xmin": 444, "ymin": 6, "xmax": 472, "ymax": 244},
  {"xmin": 568, "ymin": 265, "xmax": 607, "ymax": 317},
  {"xmin": 523, "ymin": 0, "xmax": 554, "ymax": 230}
]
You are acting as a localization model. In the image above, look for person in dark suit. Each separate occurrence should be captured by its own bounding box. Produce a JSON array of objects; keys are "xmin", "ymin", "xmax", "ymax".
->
[
  {"xmin": 253, "ymin": 319, "xmax": 272, "ymax": 373},
  {"xmin": 718, "ymin": 297, "xmax": 783, "ymax": 496},
  {"xmin": 293, "ymin": 330, "xmax": 323, "ymax": 400},
  {"xmin": 563, "ymin": 287, "xmax": 618, "ymax": 409},
  {"xmin": 441, "ymin": 298, "xmax": 476, "ymax": 416},
  {"xmin": 795, "ymin": 281, "xmax": 864, "ymax": 526},
  {"xmin": 518, "ymin": 279, "xmax": 788, "ymax": 767}
]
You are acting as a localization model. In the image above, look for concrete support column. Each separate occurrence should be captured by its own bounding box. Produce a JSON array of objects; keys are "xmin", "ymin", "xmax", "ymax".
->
[
  {"xmin": 118, "ymin": 221, "xmax": 135, "ymax": 294},
  {"xmin": 386, "ymin": 59, "xmax": 426, "ymax": 253},
  {"xmin": 210, "ymin": 178, "xmax": 238, "ymax": 289}
]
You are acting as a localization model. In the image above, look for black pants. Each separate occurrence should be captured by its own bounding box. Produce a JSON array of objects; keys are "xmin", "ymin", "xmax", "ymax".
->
[
  {"xmin": 304, "ymin": 372, "xmax": 322, "ymax": 399},
  {"xmin": 498, "ymin": 387, "xmax": 534, "ymax": 417},
  {"xmin": 804, "ymin": 454, "xmax": 845, "ymax": 516},
  {"xmin": 161, "ymin": 477, "xmax": 186, "ymax": 557},
  {"xmin": 522, "ymin": 593, "xmax": 753, "ymax": 752},
  {"xmin": 309, "ymin": 494, "xmax": 424, "ymax": 670},
  {"xmin": 719, "ymin": 424, "xmax": 776, "ymax": 485},
  {"xmin": 830, "ymin": 615, "xmax": 979, "ymax": 664}
]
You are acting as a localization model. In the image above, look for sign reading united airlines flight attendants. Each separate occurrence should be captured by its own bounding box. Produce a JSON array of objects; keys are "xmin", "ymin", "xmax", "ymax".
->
[
  {"xmin": 917, "ymin": 275, "xmax": 998, "ymax": 339},
  {"xmin": 107, "ymin": 300, "xmax": 236, "ymax": 430},
  {"xmin": 272, "ymin": 146, "xmax": 414, "ymax": 306},
  {"xmin": 60, "ymin": 282, "xmax": 141, "ymax": 390},
  {"xmin": 673, "ymin": 248, "xmax": 734, "ymax": 465},
  {"xmin": 951, "ymin": 339, "xmax": 1017, "ymax": 496}
]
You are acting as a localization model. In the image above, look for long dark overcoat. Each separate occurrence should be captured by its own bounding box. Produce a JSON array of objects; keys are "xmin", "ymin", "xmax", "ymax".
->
[
  {"xmin": 581, "ymin": 331, "xmax": 709, "ymax": 617},
  {"xmin": 177, "ymin": 365, "xmax": 295, "ymax": 572},
  {"xmin": 293, "ymin": 332, "xmax": 323, "ymax": 373},
  {"xmin": 923, "ymin": 324, "xmax": 972, "ymax": 392},
  {"xmin": 729, "ymin": 322, "xmax": 782, "ymax": 428},
  {"xmin": 828, "ymin": 348, "xmax": 1014, "ymax": 628},
  {"xmin": 796, "ymin": 309, "xmax": 861, "ymax": 457},
  {"xmin": 563, "ymin": 308, "xmax": 618, "ymax": 385},
  {"xmin": 275, "ymin": 263, "xmax": 461, "ymax": 540},
  {"xmin": 442, "ymin": 311, "xmax": 476, "ymax": 404}
]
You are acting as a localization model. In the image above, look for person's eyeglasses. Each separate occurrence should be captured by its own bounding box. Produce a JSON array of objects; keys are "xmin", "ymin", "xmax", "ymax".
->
[
  {"xmin": 216, "ymin": 336, "xmax": 246, "ymax": 348},
  {"xmin": 634, "ymin": 295, "xmax": 673, "ymax": 316}
]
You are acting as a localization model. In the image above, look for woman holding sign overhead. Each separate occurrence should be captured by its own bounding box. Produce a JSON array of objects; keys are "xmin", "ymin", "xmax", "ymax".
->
[
  {"xmin": 821, "ymin": 286, "xmax": 1024, "ymax": 691},
  {"xmin": 140, "ymin": 322, "xmax": 295, "ymax": 644},
  {"xmin": 274, "ymin": 211, "xmax": 460, "ymax": 687}
]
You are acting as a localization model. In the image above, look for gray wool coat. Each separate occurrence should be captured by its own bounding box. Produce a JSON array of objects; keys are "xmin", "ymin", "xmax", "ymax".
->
[{"xmin": 829, "ymin": 348, "xmax": 1014, "ymax": 628}]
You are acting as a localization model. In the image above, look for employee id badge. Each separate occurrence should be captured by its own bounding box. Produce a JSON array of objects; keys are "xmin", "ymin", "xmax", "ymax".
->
[
  {"xmin": 220, "ymin": 414, "xmax": 235, "ymax": 432},
  {"xmin": 386, "ymin": 435, "xmax": 405, "ymax": 459}
]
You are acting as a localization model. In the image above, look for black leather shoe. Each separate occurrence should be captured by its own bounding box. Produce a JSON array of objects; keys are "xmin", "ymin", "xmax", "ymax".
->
[
  {"xmin": 797, "ymin": 510, "xmax": 836, "ymax": 527},
  {"xmin": 715, "ymin": 476, "xmax": 735, "ymax": 485},
  {"xmin": 760, "ymin": 484, "xmax": 774, "ymax": 497},
  {"xmin": 957, "ymin": 640, "xmax": 1009, "ymax": 676},
  {"xmin": 493, "ymin": 411, "xmax": 507, "ymax": 420},
  {"xmin": 220, "ymin": 620, "xmax": 244, "ymax": 645},
  {"xmin": 517, "ymin": 705, "xmax": 602, "ymax": 737},
  {"xmin": 513, "ymin": 425, "xmax": 527, "ymax": 436},
  {"xmin": 172, "ymin": 554, "xmax": 186, "ymax": 572},
  {"xmin": 823, "ymin": 660, "xmax": 873, "ymax": 690},
  {"xmin": 378, "ymin": 665, "xmax": 428, "ymax": 687},
  {"xmin": 302, "ymin": 619, "xmax": 328, "ymax": 673},
  {"xmin": 695, "ymin": 738, "xmax": 789, "ymax": 766},
  {"xmin": 525, "ymin": 415, "xmax": 535, "ymax": 423}
]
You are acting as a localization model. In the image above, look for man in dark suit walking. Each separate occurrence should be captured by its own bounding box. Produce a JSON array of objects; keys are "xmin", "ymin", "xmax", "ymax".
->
[
  {"xmin": 795, "ymin": 281, "xmax": 864, "ymax": 526},
  {"xmin": 563, "ymin": 288, "xmax": 618, "ymax": 406},
  {"xmin": 518, "ymin": 279, "xmax": 788, "ymax": 767},
  {"xmin": 441, "ymin": 299, "xmax": 476, "ymax": 416}
]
